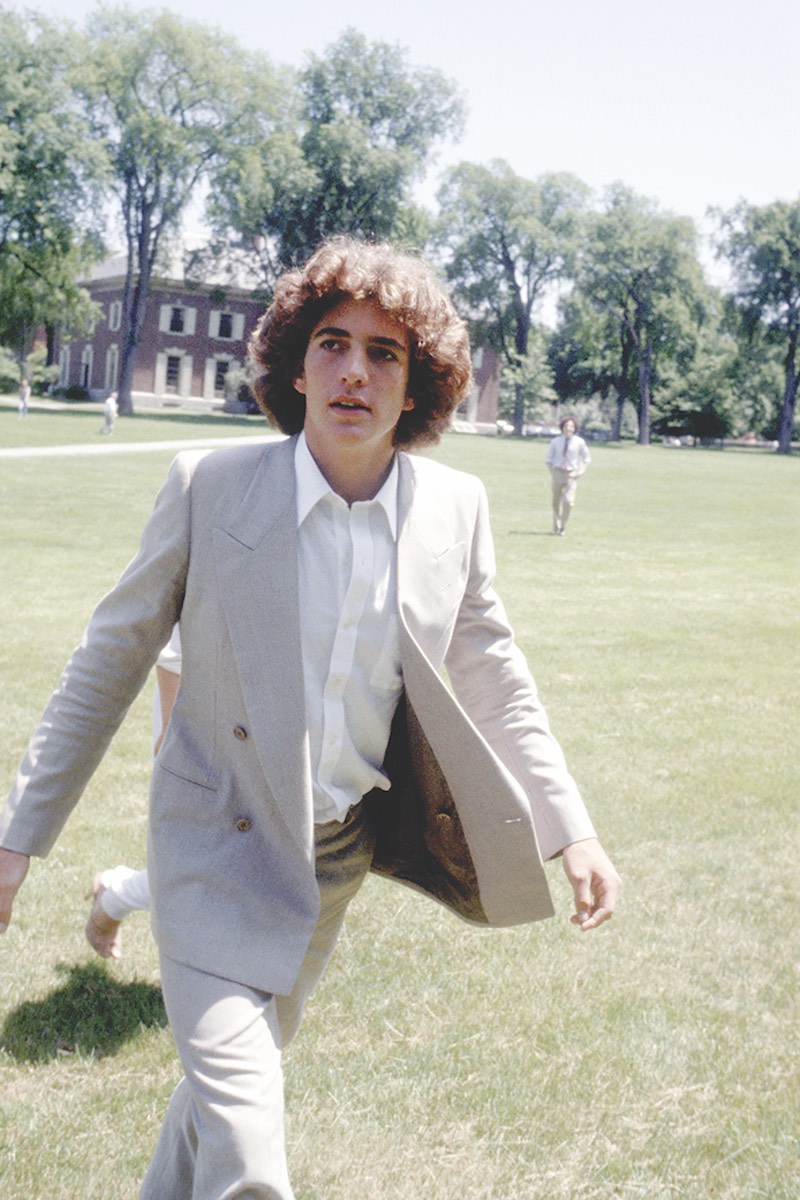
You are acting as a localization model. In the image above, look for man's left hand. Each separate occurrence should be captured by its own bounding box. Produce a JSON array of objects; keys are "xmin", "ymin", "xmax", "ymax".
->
[{"xmin": 561, "ymin": 838, "xmax": 621, "ymax": 930}]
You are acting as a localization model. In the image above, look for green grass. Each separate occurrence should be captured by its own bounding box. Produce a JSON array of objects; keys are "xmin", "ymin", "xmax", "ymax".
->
[
  {"xmin": 0, "ymin": 394, "xmax": 268, "ymax": 449},
  {"xmin": 0, "ymin": 407, "xmax": 797, "ymax": 1198}
]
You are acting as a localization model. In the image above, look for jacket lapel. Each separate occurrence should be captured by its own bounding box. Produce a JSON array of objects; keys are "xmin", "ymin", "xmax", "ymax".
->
[
  {"xmin": 395, "ymin": 454, "xmax": 469, "ymax": 665},
  {"xmin": 392, "ymin": 453, "xmax": 553, "ymax": 925}
]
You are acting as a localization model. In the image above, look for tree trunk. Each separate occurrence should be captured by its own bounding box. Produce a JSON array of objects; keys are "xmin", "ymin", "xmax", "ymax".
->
[
  {"xmin": 637, "ymin": 337, "xmax": 653, "ymax": 445},
  {"xmin": 777, "ymin": 329, "xmax": 798, "ymax": 454},
  {"xmin": 116, "ymin": 201, "xmax": 156, "ymax": 415},
  {"xmin": 612, "ymin": 329, "xmax": 634, "ymax": 440},
  {"xmin": 117, "ymin": 270, "xmax": 151, "ymax": 415},
  {"xmin": 513, "ymin": 381, "xmax": 526, "ymax": 435},
  {"xmin": 512, "ymin": 311, "xmax": 529, "ymax": 437}
]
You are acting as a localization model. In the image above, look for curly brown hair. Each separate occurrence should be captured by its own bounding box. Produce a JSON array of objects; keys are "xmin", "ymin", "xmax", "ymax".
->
[{"xmin": 248, "ymin": 237, "xmax": 472, "ymax": 448}]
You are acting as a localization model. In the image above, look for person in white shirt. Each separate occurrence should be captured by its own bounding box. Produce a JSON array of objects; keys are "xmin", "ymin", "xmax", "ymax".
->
[
  {"xmin": 85, "ymin": 629, "xmax": 181, "ymax": 959},
  {"xmin": 1, "ymin": 238, "xmax": 619, "ymax": 1200},
  {"xmin": 100, "ymin": 390, "xmax": 118, "ymax": 434},
  {"xmin": 545, "ymin": 414, "xmax": 592, "ymax": 535},
  {"xmin": 18, "ymin": 378, "xmax": 31, "ymax": 419}
]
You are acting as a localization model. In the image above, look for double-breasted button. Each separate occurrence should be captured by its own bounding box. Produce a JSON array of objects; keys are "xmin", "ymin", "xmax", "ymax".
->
[
  {"xmin": 235, "ymin": 818, "xmax": 252, "ymax": 833},
  {"xmin": 233, "ymin": 725, "xmax": 248, "ymax": 741}
]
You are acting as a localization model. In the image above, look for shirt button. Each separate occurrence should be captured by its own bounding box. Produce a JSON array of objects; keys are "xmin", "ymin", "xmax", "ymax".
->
[
  {"xmin": 235, "ymin": 818, "xmax": 252, "ymax": 833},
  {"xmin": 233, "ymin": 725, "xmax": 248, "ymax": 740}
]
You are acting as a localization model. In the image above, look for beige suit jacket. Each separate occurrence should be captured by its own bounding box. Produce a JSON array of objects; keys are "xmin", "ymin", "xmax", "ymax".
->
[{"xmin": 0, "ymin": 436, "xmax": 595, "ymax": 994}]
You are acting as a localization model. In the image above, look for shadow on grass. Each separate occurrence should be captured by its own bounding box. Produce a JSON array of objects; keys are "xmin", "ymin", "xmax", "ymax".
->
[{"xmin": 1, "ymin": 961, "xmax": 167, "ymax": 1063}]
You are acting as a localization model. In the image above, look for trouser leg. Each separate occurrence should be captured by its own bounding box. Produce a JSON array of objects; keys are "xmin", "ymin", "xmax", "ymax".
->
[
  {"xmin": 141, "ymin": 958, "xmax": 292, "ymax": 1200},
  {"xmin": 561, "ymin": 473, "xmax": 578, "ymax": 529},
  {"xmin": 276, "ymin": 804, "xmax": 375, "ymax": 1046},
  {"xmin": 141, "ymin": 804, "xmax": 374, "ymax": 1200},
  {"xmin": 552, "ymin": 468, "xmax": 567, "ymax": 532},
  {"xmin": 552, "ymin": 468, "xmax": 578, "ymax": 532}
]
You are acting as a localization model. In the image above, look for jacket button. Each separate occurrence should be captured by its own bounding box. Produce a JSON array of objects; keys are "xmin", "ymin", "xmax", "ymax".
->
[
  {"xmin": 235, "ymin": 818, "xmax": 252, "ymax": 833},
  {"xmin": 233, "ymin": 725, "xmax": 248, "ymax": 740}
]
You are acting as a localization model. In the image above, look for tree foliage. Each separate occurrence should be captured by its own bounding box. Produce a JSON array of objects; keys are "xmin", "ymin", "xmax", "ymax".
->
[
  {"xmin": 77, "ymin": 6, "xmax": 290, "ymax": 410},
  {"xmin": 715, "ymin": 197, "xmax": 800, "ymax": 452},
  {"xmin": 0, "ymin": 8, "xmax": 103, "ymax": 362},
  {"xmin": 563, "ymin": 185, "xmax": 707, "ymax": 443},
  {"xmin": 207, "ymin": 29, "xmax": 464, "ymax": 282},
  {"xmin": 435, "ymin": 161, "xmax": 588, "ymax": 433},
  {"xmin": 498, "ymin": 327, "xmax": 556, "ymax": 425}
]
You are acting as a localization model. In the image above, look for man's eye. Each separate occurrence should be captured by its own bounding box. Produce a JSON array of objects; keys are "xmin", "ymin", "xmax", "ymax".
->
[
  {"xmin": 370, "ymin": 347, "xmax": 397, "ymax": 362},
  {"xmin": 320, "ymin": 338, "xmax": 343, "ymax": 351}
]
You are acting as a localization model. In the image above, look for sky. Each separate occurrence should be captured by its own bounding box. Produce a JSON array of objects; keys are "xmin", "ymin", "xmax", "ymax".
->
[{"xmin": 32, "ymin": 0, "xmax": 799, "ymax": 249}]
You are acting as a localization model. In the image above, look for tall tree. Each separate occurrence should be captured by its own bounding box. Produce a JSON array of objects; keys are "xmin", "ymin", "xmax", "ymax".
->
[
  {"xmin": 569, "ymin": 185, "xmax": 706, "ymax": 443},
  {"xmin": 0, "ymin": 9, "xmax": 103, "ymax": 363},
  {"xmin": 499, "ymin": 326, "xmax": 556, "ymax": 426},
  {"xmin": 435, "ymin": 161, "xmax": 588, "ymax": 434},
  {"xmin": 207, "ymin": 28, "xmax": 464, "ymax": 282},
  {"xmin": 715, "ymin": 197, "xmax": 800, "ymax": 453},
  {"xmin": 78, "ymin": 7, "xmax": 291, "ymax": 412}
]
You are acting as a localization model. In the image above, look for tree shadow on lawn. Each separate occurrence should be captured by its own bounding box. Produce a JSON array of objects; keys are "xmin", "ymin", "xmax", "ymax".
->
[{"xmin": 1, "ymin": 961, "xmax": 167, "ymax": 1063}]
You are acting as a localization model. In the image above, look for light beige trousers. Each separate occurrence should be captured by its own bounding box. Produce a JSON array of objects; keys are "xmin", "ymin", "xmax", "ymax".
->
[
  {"xmin": 140, "ymin": 805, "xmax": 374, "ymax": 1200},
  {"xmin": 550, "ymin": 467, "xmax": 580, "ymax": 533}
]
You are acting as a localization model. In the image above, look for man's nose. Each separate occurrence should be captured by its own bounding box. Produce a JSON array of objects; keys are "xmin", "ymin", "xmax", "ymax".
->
[{"xmin": 340, "ymin": 346, "xmax": 368, "ymax": 386}]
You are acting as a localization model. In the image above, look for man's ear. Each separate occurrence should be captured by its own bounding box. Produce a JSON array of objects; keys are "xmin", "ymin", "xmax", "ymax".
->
[
  {"xmin": 402, "ymin": 396, "xmax": 415, "ymax": 412},
  {"xmin": 293, "ymin": 374, "xmax": 307, "ymax": 395}
]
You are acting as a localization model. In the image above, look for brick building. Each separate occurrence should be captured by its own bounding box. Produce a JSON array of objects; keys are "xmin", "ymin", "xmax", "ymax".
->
[
  {"xmin": 57, "ymin": 255, "xmax": 500, "ymax": 424},
  {"xmin": 57, "ymin": 256, "xmax": 268, "ymax": 406},
  {"xmin": 459, "ymin": 345, "xmax": 500, "ymax": 427}
]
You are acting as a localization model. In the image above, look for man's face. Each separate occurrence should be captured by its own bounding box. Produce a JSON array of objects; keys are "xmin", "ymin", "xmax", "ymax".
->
[
  {"xmin": 562, "ymin": 420, "xmax": 576, "ymax": 437},
  {"xmin": 293, "ymin": 298, "xmax": 414, "ymax": 468}
]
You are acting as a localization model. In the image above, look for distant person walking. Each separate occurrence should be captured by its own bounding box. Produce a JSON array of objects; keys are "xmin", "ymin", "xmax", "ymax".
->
[
  {"xmin": 100, "ymin": 391, "xmax": 118, "ymax": 435},
  {"xmin": 18, "ymin": 379, "xmax": 30, "ymax": 419},
  {"xmin": 546, "ymin": 415, "xmax": 591, "ymax": 536}
]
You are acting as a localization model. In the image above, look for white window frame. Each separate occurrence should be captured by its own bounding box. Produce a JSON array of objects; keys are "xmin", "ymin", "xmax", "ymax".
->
[
  {"xmin": 208, "ymin": 310, "xmax": 245, "ymax": 340},
  {"xmin": 81, "ymin": 345, "xmax": 94, "ymax": 389},
  {"xmin": 159, "ymin": 304, "xmax": 197, "ymax": 336},
  {"xmin": 104, "ymin": 344, "xmax": 119, "ymax": 391},
  {"xmin": 108, "ymin": 300, "xmax": 122, "ymax": 332},
  {"xmin": 155, "ymin": 349, "xmax": 193, "ymax": 398},
  {"xmin": 204, "ymin": 354, "xmax": 238, "ymax": 399}
]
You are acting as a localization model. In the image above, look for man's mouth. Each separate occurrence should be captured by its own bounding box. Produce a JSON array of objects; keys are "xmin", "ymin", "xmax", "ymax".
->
[{"xmin": 330, "ymin": 396, "xmax": 369, "ymax": 412}]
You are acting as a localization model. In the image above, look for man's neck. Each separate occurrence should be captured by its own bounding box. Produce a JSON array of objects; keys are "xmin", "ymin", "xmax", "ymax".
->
[{"xmin": 305, "ymin": 440, "xmax": 395, "ymax": 505}]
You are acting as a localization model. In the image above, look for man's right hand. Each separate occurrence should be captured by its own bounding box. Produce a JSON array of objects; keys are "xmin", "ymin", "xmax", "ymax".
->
[{"xmin": 0, "ymin": 848, "xmax": 30, "ymax": 933}]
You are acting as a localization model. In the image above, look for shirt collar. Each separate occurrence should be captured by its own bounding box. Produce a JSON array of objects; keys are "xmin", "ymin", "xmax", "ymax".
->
[{"xmin": 295, "ymin": 431, "xmax": 399, "ymax": 539}]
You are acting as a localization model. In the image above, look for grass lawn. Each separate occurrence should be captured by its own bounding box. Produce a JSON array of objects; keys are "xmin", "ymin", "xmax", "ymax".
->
[{"xmin": 0, "ymin": 405, "xmax": 798, "ymax": 1199}]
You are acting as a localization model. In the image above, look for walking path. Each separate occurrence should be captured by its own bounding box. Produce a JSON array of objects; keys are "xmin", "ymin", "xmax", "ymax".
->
[{"xmin": 0, "ymin": 434, "xmax": 278, "ymax": 459}]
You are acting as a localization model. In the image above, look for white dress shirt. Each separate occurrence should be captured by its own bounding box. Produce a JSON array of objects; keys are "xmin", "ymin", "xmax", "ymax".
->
[
  {"xmin": 295, "ymin": 433, "xmax": 403, "ymax": 824},
  {"xmin": 545, "ymin": 433, "xmax": 591, "ymax": 472}
]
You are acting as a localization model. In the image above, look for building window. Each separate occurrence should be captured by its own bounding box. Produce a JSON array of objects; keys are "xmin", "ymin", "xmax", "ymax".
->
[
  {"xmin": 108, "ymin": 300, "xmax": 122, "ymax": 332},
  {"xmin": 209, "ymin": 309, "xmax": 244, "ymax": 340},
  {"xmin": 214, "ymin": 360, "xmax": 230, "ymax": 396},
  {"xmin": 105, "ymin": 344, "xmax": 119, "ymax": 391},
  {"xmin": 160, "ymin": 304, "xmax": 196, "ymax": 335},
  {"xmin": 81, "ymin": 345, "xmax": 93, "ymax": 389},
  {"xmin": 166, "ymin": 355, "xmax": 181, "ymax": 393}
]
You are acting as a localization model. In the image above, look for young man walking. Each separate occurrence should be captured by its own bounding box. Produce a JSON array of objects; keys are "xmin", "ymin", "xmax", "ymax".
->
[{"xmin": 0, "ymin": 238, "xmax": 619, "ymax": 1199}]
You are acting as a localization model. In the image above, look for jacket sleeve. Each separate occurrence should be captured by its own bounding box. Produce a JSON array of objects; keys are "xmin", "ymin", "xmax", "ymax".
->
[
  {"xmin": 0, "ymin": 452, "xmax": 201, "ymax": 857},
  {"xmin": 443, "ymin": 480, "xmax": 596, "ymax": 860}
]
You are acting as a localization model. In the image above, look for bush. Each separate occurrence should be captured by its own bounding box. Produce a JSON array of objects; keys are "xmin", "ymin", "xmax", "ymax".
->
[
  {"xmin": 0, "ymin": 346, "xmax": 21, "ymax": 392},
  {"xmin": 52, "ymin": 383, "xmax": 90, "ymax": 401},
  {"xmin": 0, "ymin": 346, "xmax": 61, "ymax": 394}
]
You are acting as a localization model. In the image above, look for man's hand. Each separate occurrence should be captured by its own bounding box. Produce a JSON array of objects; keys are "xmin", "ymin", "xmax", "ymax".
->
[
  {"xmin": 561, "ymin": 838, "xmax": 621, "ymax": 930},
  {"xmin": 0, "ymin": 848, "xmax": 30, "ymax": 934}
]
